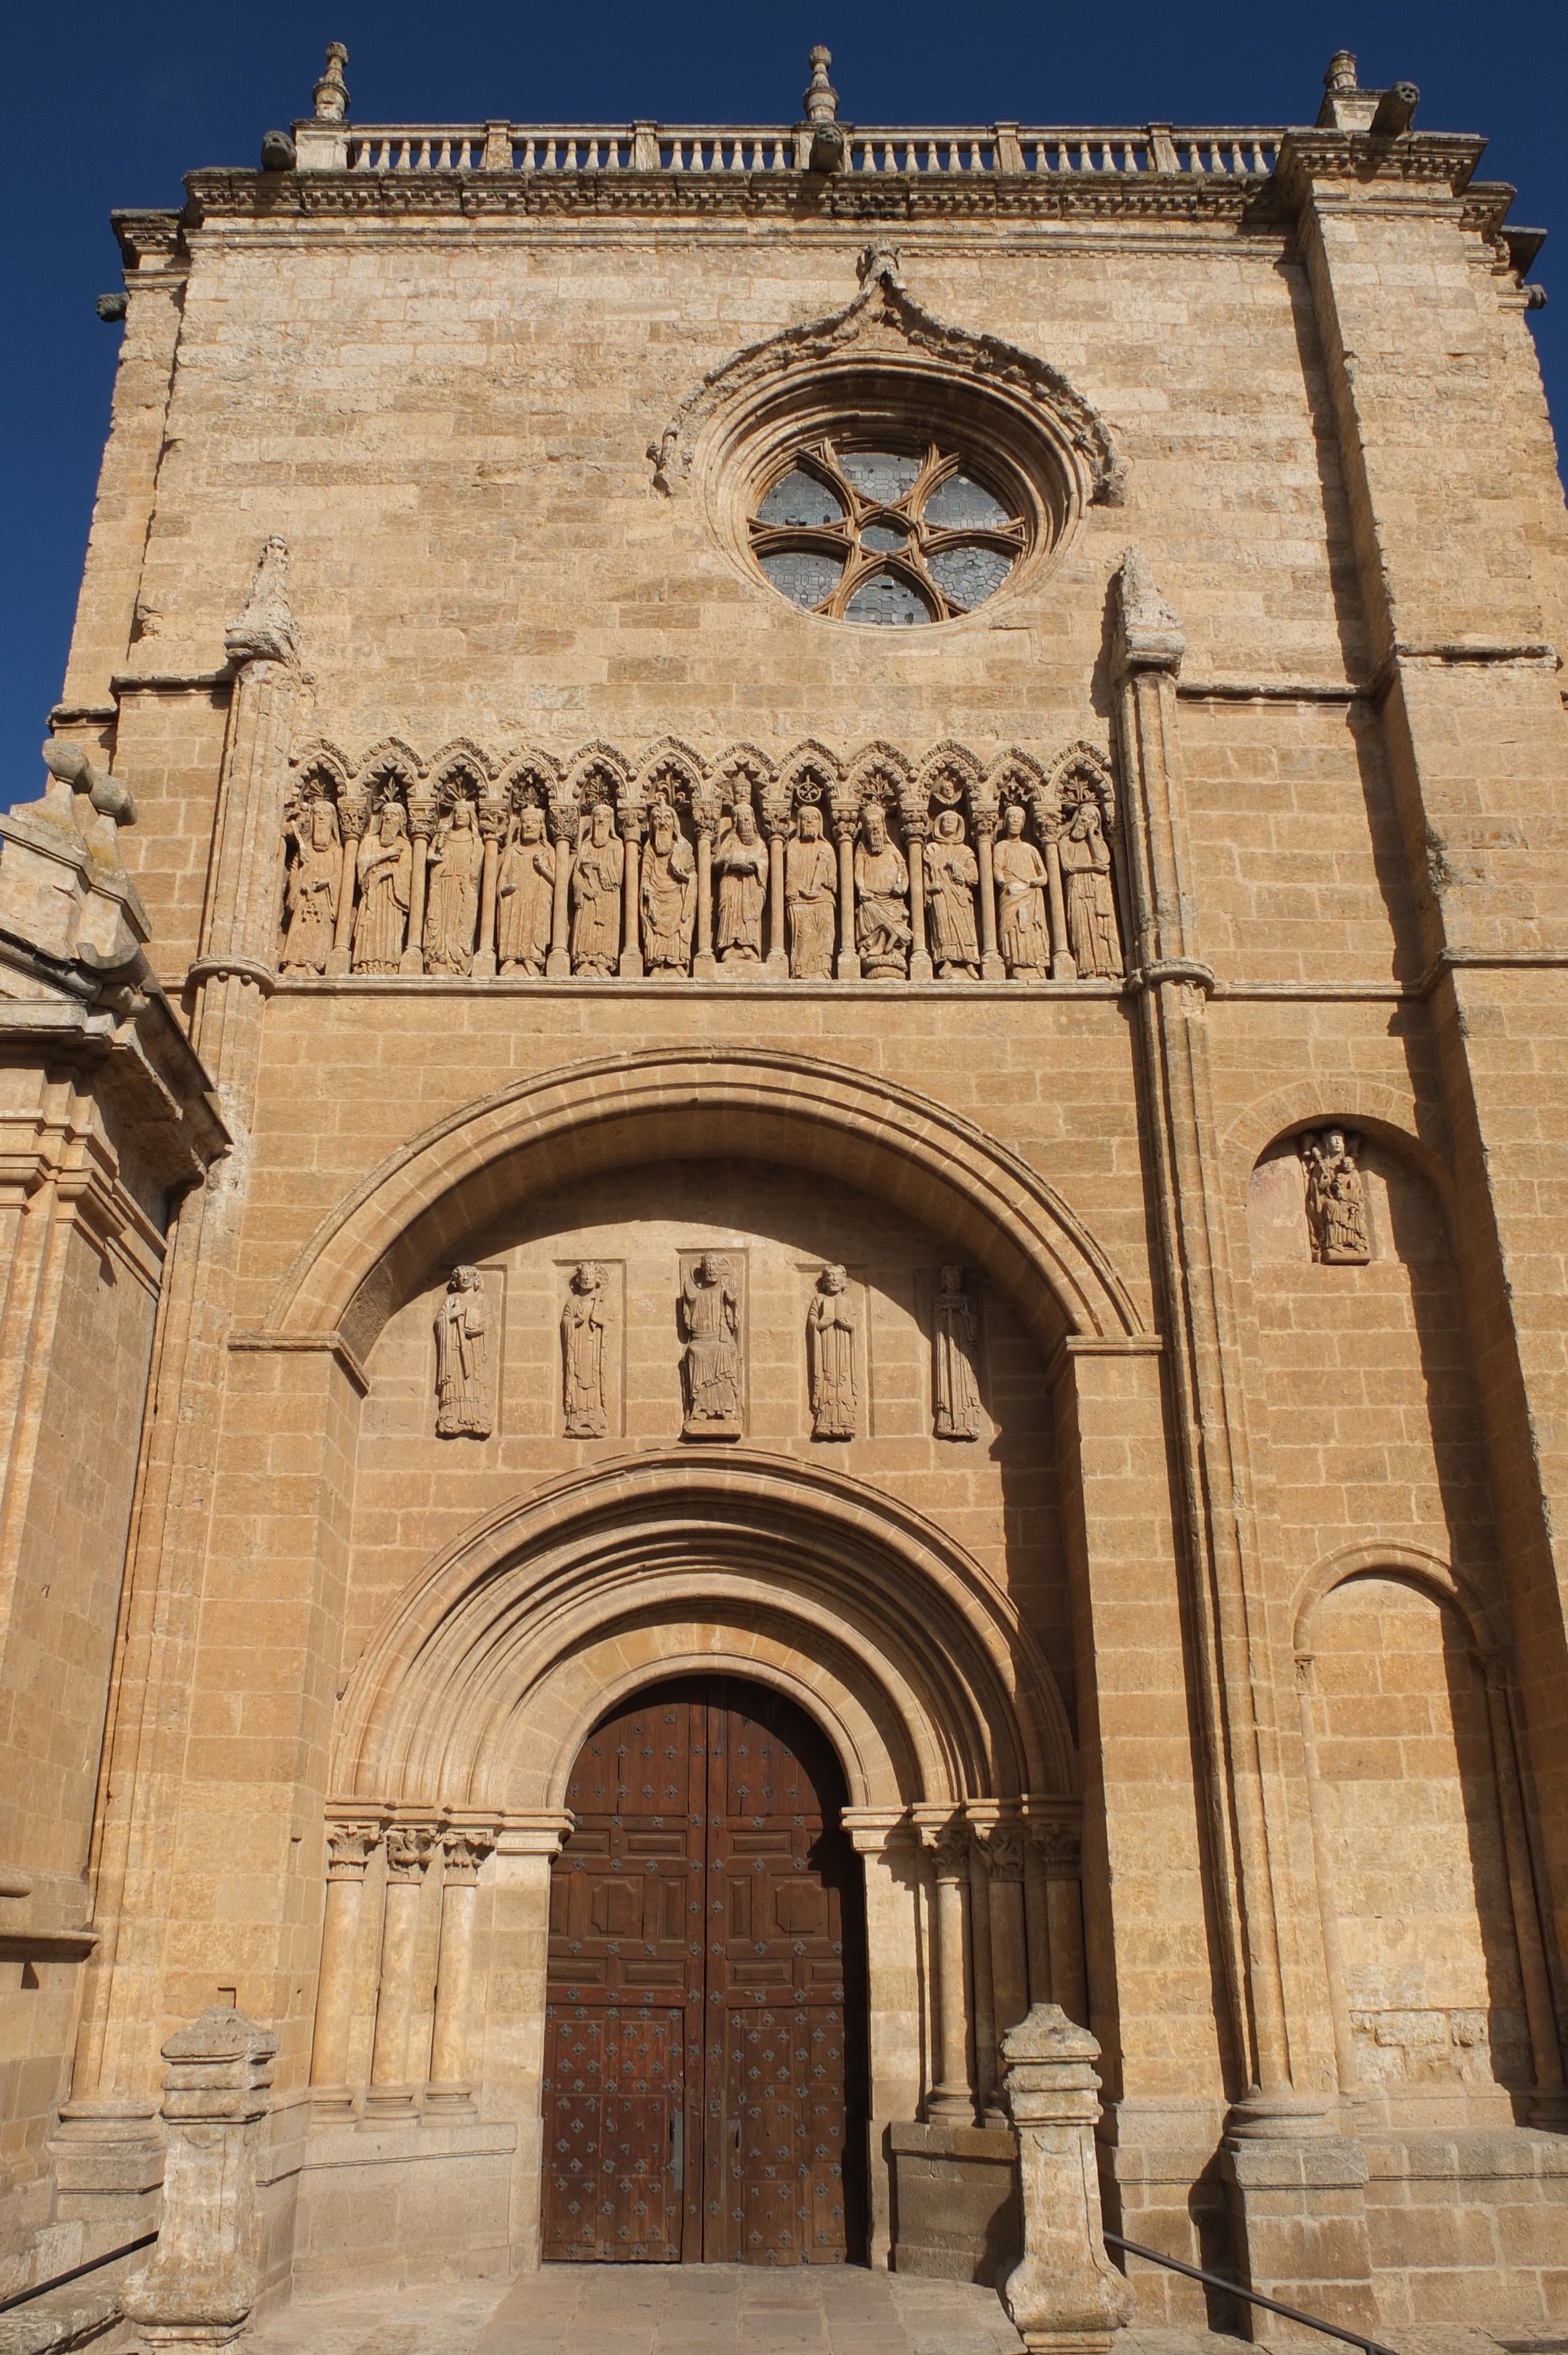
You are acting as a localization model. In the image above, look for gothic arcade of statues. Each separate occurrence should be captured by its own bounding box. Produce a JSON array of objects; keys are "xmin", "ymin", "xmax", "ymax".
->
[
  {"xmin": 280, "ymin": 737, "xmax": 1125, "ymax": 984},
  {"xmin": 6, "ymin": 31, "xmax": 1568, "ymax": 2353}
]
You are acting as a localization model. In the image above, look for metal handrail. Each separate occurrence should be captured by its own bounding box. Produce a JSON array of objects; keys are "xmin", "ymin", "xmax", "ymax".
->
[
  {"xmin": 0, "ymin": 2232, "xmax": 156, "ymax": 2317},
  {"xmin": 1102, "ymin": 2231, "xmax": 1400, "ymax": 2355}
]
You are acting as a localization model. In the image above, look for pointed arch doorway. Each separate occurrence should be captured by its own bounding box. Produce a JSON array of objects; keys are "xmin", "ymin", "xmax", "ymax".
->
[{"xmin": 542, "ymin": 1676, "xmax": 869, "ymax": 2266}]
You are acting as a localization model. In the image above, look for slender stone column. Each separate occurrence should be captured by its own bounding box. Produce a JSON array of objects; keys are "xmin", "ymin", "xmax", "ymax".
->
[
  {"xmin": 400, "ymin": 791, "xmax": 437, "ymax": 975},
  {"xmin": 999, "ymin": 2004, "xmax": 1133, "ymax": 2353},
  {"xmin": 366, "ymin": 1826, "xmax": 436, "ymax": 2117},
  {"xmin": 921, "ymin": 1818, "xmax": 975, "ymax": 2121},
  {"xmin": 982, "ymin": 1820, "xmax": 1030, "ymax": 2065},
  {"xmin": 1483, "ymin": 1657, "xmax": 1567, "ymax": 2122},
  {"xmin": 829, "ymin": 784, "xmax": 861, "ymax": 980},
  {"xmin": 327, "ymin": 791, "xmax": 368, "ymax": 976},
  {"xmin": 1033, "ymin": 791, "xmax": 1078, "ymax": 980},
  {"xmin": 617, "ymin": 797, "xmax": 645, "ymax": 977},
  {"xmin": 546, "ymin": 793, "xmax": 576, "ymax": 977},
  {"xmin": 691, "ymin": 790, "xmax": 719, "ymax": 979},
  {"xmin": 426, "ymin": 1826, "xmax": 496, "ymax": 2115},
  {"xmin": 1294, "ymin": 1654, "xmax": 1359, "ymax": 2096},
  {"xmin": 900, "ymin": 791, "xmax": 932, "ymax": 981},
  {"xmin": 309, "ymin": 1821, "xmax": 381, "ymax": 2114},
  {"xmin": 968, "ymin": 788, "xmax": 1005, "ymax": 981},
  {"xmin": 966, "ymin": 1828, "xmax": 1001, "ymax": 2124},
  {"xmin": 472, "ymin": 794, "xmax": 506, "ymax": 977},
  {"xmin": 760, "ymin": 782, "xmax": 791, "ymax": 974}
]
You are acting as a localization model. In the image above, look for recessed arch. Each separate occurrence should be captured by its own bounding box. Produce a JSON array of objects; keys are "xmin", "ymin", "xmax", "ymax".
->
[
  {"xmin": 1293, "ymin": 1537, "xmax": 1504, "ymax": 1662},
  {"xmin": 259, "ymin": 1046, "xmax": 1145, "ymax": 1365},
  {"xmin": 329, "ymin": 1450, "xmax": 1076, "ymax": 1817},
  {"xmin": 1223, "ymin": 1078, "xmax": 1457, "ymax": 1230}
]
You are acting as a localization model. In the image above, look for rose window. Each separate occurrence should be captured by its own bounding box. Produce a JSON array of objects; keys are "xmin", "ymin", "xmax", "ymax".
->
[{"xmin": 749, "ymin": 442, "xmax": 1029, "ymax": 625}]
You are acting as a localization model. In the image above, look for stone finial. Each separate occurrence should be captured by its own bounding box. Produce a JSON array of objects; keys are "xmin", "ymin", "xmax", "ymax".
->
[
  {"xmin": 1114, "ymin": 545, "xmax": 1185, "ymax": 675},
  {"xmin": 1324, "ymin": 49, "xmax": 1358, "ymax": 92},
  {"xmin": 225, "ymin": 535, "xmax": 300, "ymax": 669},
  {"xmin": 802, "ymin": 45, "xmax": 838, "ymax": 121},
  {"xmin": 313, "ymin": 41, "xmax": 350, "ymax": 123}
]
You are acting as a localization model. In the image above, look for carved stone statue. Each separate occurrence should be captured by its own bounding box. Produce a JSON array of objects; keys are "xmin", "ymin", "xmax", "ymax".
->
[
  {"xmin": 993, "ymin": 804, "xmax": 1051, "ymax": 980},
  {"xmin": 496, "ymin": 804, "xmax": 555, "ymax": 976},
  {"xmin": 715, "ymin": 804, "xmax": 768, "ymax": 966},
  {"xmin": 435, "ymin": 1265, "xmax": 493, "ymax": 1438},
  {"xmin": 561, "ymin": 1261, "xmax": 609, "ymax": 1437},
  {"xmin": 1300, "ymin": 1129, "xmax": 1371, "ymax": 1263},
  {"xmin": 1058, "ymin": 796, "xmax": 1121, "ymax": 979},
  {"xmin": 854, "ymin": 804, "xmax": 912, "ymax": 978},
  {"xmin": 680, "ymin": 1252, "xmax": 742, "ymax": 1439},
  {"xmin": 925, "ymin": 808, "xmax": 980, "ymax": 979},
  {"xmin": 808, "ymin": 1265, "xmax": 857, "ymax": 1441},
  {"xmin": 353, "ymin": 800, "xmax": 412, "ymax": 974},
  {"xmin": 571, "ymin": 802, "xmax": 623, "ymax": 977},
  {"xmin": 423, "ymin": 798, "xmax": 483, "ymax": 977},
  {"xmin": 640, "ymin": 803, "xmax": 696, "ymax": 976},
  {"xmin": 932, "ymin": 1264, "xmax": 982, "ymax": 1440},
  {"xmin": 786, "ymin": 804, "xmax": 837, "ymax": 979},
  {"xmin": 280, "ymin": 797, "xmax": 340, "ymax": 975}
]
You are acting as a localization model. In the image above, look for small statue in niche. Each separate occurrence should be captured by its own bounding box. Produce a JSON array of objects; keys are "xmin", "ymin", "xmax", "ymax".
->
[
  {"xmin": 571, "ymin": 802, "xmax": 624, "ymax": 977},
  {"xmin": 423, "ymin": 797, "xmax": 483, "ymax": 976},
  {"xmin": 807, "ymin": 1265, "xmax": 858, "ymax": 1441},
  {"xmin": 855, "ymin": 804, "xmax": 912, "ymax": 978},
  {"xmin": 786, "ymin": 803, "xmax": 838, "ymax": 979},
  {"xmin": 680, "ymin": 1252, "xmax": 742, "ymax": 1439},
  {"xmin": 932, "ymin": 1264, "xmax": 982, "ymax": 1441},
  {"xmin": 1058, "ymin": 792, "xmax": 1122, "ymax": 979},
  {"xmin": 640, "ymin": 802, "xmax": 697, "ymax": 976},
  {"xmin": 435, "ymin": 1265, "xmax": 493, "ymax": 1438},
  {"xmin": 1300, "ymin": 1129, "xmax": 1371, "ymax": 1264},
  {"xmin": 561, "ymin": 1261, "xmax": 609, "ymax": 1437},
  {"xmin": 992, "ymin": 804, "xmax": 1051, "ymax": 980},
  {"xmin": 280, "ymin": 795, "xmax": 341, "ymax": 975},
  {"xmin": 924, "ymin": 808, "xmax": 980, "ymax": 980},
  {"xmin": 353, "ymin": 798, "xmax": 412, "ymax": 974},
  {"xmin": 496, "ymin": 803, "xmax": 556, "ymax": 976},
  {"xmin": 714, "ymin": 802, "xmax": 769, "ymax": 966}
]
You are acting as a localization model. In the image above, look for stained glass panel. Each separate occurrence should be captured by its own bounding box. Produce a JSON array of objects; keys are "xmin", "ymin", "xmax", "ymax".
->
[
  {"xmin": 760, "ymin": 550, "xmax": 844, "ymax": 609},
  {"xmin": 837, "ymin": 451, "xmax": 922, "ymax": 504},
  {"xmin": 756, "ymin": 470, "xmax": 843, "ymax": 528},
  {"xmin": 922, "ymin": 473, "xmax": 1013, "ymax": 530},
  {"xmin": 844, "ymin": 573, "xmax": 929, "ymax": 627},
  {"xmin": 926, "ymin": 545, "xmax": 1015, "ymax": 609},
  {"xmin": 859, "ymin": 523, "xmax": 908, "ymax": 553}
]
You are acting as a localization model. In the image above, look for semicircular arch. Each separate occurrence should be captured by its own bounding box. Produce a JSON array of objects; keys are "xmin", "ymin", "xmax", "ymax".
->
[
  {"xmin": 330, "ymin": 1451, "xmax": 1075, "ymax": 1817},
  {"xmin": 261, "ymin": 1047, "xmax": 1144, "ymax": 1362}
]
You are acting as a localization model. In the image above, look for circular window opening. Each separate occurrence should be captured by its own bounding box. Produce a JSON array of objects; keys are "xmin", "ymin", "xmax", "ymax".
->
[{"xmin": 750, "ymin": 438, "xmax": 1030, "ymax": 626}]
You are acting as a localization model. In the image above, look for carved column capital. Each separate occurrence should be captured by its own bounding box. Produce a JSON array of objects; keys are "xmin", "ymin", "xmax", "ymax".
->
[
  {"xmin": 1026, "ymin": 1820, "xmax": 1082, "ymax": 1880},
  {"xmin": 828, "ymin": 782, "xmax": 862, "ymax": 843},
  {"xmin": 324, "ymin": 1821, "xmax": 382, "ymax": 1880},
  {"xmin": 977, "ymin": 1820, "xmax": 1027, "ymax": 1885},
  {"xmin": 441, "ymin": 1826, "xmax": 498, "ymax": 1883},
  {"xmin": 922, "ymin": 1816, "xmax": 972, "ymax": 1881},
  {"xmin": 338, "ymin": 791, "xmax": 372, "ymax": 845},
  {"xmin": 690, "ymin": 785, "xmax": 723, "ymax": 839},
  {"xmin": 547, "ymin": 791, "xmax": 580, "ymax": 847},
  {"xmin": 404, "ymin": 791, "xmax": 438, "ymax": 842},
  {"xmin": 384, "ymin": 1825, "xmax": 438, "ymax": 1883},
  {"xmin": 616, "ymin": 794, "xmax": 646, "ymax": 845},
  {"xmin": 477, "ymin": 794, "xmax": 509, "ymax": 846},
  {"xmin": 1026, "ymin": 784, "xmax": 1063, "ymax": 844},
  {"xmin": 896, "ymin": 786, "xmax": 931, "ymax": 843},
  {"xmin": 967, "ymin": 788, "xmax": 1001, "ymax": 841},
  {"xmin": 758, "ymin": 781, "xmax": 793, "ymax": 839}
]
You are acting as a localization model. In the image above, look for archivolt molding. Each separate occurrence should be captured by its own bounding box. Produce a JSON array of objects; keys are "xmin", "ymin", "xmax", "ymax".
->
[
  {"xmin": 647, "ymin": 247, "xmax": 1126, "ymax": 510},
  {"xmin": 1221, "ymin": 1077, "xmax": 1456, "ymax": 1225},
  {"xmin": 329, "ymin": 1450, "xmax": 1075, "ymax": 1815},
  {"xmin": 1293, "ymin": 1538, "xmax": 1505, "ymax": 1669},
  {"xmin": 256, "ymin": 1046, "xmax": 1145, "ymax": 1359}
]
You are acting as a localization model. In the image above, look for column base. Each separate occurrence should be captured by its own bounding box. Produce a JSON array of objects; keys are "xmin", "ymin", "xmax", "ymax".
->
[
  {"xmin": 888, "ymin": 2120, "xmax": 1018, "ymax": 2284},
  {"xmin": 909, "ymin": 951, "xmax": 934, "ymax": 982},
  {"xmin": 422, "ymin": 2081, "xmax": 477, "ymax": 2118},
  {"xmin": 981, "ymin": 953, "xmax": 1005, "ymax": 980},
  {"xmin": 618, "ymin": 949, "xmax": 644, "ymax": 977},
  {"xmin": 693, "ymin": 951, "xmax": 716, "ymax": 979},
  {"xmin": 307, "ymin": 2083, "xmax": 357, "ymax": 2120},
  {"xmin": 765, "ymin": 948, "xmax": 788, "ymax": 976},
  {"xmin": 398, "ymin": 945, "xmax": 424, "ymax": 974},
  {"xmin": 1221, "ymin": 2092, "xmax": 1378, "ymax": 2337},
  {"xmin": 360, "ymin": 2087, "xmax": 420, "ymax": 2122},
  {"xmin": 835, "ymin": 951, "xmax": 862, "ymax": 980},
  {"xmin": 1051, "ymin": 952, "xmax": 1079, "ymax": 981},
  {"xmin": 546, "ymin": 948, "xmax": 570, "ymax": 977},
  {"xmin": 324, "ymin": 948, "xmax": 351, "ymax": 977},
  {"xmin": 469, "ymin": 948, "xmax": 497, "ymax": 979}
]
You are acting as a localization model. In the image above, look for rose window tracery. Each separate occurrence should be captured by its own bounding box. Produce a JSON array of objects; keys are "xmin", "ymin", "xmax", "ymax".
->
[{"xmin": 749, "ymin": 442, "xmax": 1029, "ymax": 626}]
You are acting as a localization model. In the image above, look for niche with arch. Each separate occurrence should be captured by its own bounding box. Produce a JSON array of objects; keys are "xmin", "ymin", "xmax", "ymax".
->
[{"xmin": 1301, "ymin": 1570, "xmax": 1533, "ymax": 2105}]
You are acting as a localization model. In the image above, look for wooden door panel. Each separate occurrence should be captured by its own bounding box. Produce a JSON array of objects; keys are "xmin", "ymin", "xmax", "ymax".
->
[{"xmin": 545, "ymin": 1679, "xmax": 862, "ymax": 2267}]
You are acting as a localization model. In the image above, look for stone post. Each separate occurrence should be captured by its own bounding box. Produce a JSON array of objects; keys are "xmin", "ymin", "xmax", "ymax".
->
[
  {"xmin": 308, "ymin": 1821, "xmax": 380, "ymax": 2114},
  {"xmin": 400, "ymin": 792, "xmax": 437, "ymax": 975},
  {"xmin": 998, "ymin": 2003, "xmax": 1133, "ymax": 2353},
  {"xmin": 326, "ymin": 791, "xmax": 367, "ymax": 976},
  {"xmin": 616, "ymin": 794, "xmax": 645, "ymax": 977},
  {"xmin": 829, "ymin": 784, "xmax": 861, "ymax": 980},
  {"xmin": 118, "ymin": 2007, "xmax": 278, "ymax": 2353},
  {"xmin": 426, "ymin": 1826, "xmax": 496, "ymax": 2114},
  {"xmin": 546, "ymin": 794, "xmax": 577, "ymax": 977},
  {"xmin": 473, "ymin": 792, "xmax": 507, "ymax": 977},
  {"xmin": 366, "ymin": 1826, "xmax": 436, "ymax": 2117},
  {"xmin": 968, "ymin": 788, "xmax": 1005, "ymax": 980}
]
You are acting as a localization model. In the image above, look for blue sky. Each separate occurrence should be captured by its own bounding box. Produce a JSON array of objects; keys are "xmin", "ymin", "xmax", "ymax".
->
[{"xmin": 4, "ymin": 0, "xmax": 1564, "ymax": 799}]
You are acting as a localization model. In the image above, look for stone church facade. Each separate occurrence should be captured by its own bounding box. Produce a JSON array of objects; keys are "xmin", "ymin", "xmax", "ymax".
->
[{"xmin": 2, "ymin": 39, "xmax": 1567, "ymax": 2342}]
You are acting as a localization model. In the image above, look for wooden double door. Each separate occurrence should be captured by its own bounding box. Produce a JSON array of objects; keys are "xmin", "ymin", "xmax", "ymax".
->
[{"xmin": 542, "ymin": 1677, "xmax": 866, "ymax": 2265}]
